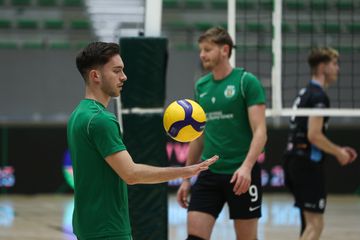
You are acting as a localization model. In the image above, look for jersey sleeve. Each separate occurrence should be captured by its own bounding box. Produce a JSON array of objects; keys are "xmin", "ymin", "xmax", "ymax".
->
[
  {"xmin": 194, "ymin": 75, "xmax": 205, "ymax": 102},
  {"xmin": 194, "ymin": 86, "xmax": 199, "ymax": 102},
  {"xmin": 242, "ymin": 72, "xmax": 266, "ymax": 107},
  {"xmin": 88, "ymin": 114, "xmax": 126, "ymax": 158}
]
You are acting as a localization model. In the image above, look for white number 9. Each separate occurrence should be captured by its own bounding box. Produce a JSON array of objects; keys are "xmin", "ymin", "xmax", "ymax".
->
[{"xmin": 249, "ymin": 185, "xmax": 258, "ymax": 202}]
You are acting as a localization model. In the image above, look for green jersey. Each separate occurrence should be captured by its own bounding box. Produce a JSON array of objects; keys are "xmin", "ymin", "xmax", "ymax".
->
[
  {"xmin": 195, "ymin": 68, "xmax": 266, "ymax": 174},
  {"xmin": 67, "ymin": 99, "xmax": 131, "ymax": 239}
]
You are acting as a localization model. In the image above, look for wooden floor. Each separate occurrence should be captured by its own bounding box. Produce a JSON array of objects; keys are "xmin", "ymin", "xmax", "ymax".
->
[{"xmin": 0, "ymin": 193, "xmax": 359, "ymax": 240}]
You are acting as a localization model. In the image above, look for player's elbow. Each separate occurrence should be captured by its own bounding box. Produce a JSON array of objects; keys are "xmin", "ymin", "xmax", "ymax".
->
[
  {"xmin": 123, "ymin": 176, "xmax": 137, "ymax": 185},
  {"xmin": 121, "ymin": 171, "xmax": 140, "ymax": 185},
  {"xmin": 307, "ymin": 131, "xmax": 321, "ymax": 145},
  {"xmin": 126, "ymin": 180, "xmax": 137, "ymax": 185},
  {"xmin": 263, "ymin": 131, "xmax": 268, "ymax": 144}
]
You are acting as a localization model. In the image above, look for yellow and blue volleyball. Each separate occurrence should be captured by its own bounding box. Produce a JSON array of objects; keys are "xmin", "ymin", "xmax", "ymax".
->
[{"xmin": 163, "ymin": 99, "xmax": 206, "ymax": 142}]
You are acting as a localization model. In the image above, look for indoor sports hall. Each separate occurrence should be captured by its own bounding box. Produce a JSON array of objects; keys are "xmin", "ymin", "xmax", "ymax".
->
[{"xmin": 0, "ymin": 0, "xmax": 359, "ymax": 239}]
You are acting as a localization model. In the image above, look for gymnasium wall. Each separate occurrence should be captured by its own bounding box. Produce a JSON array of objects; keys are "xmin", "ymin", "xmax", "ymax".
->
[
  {"xmin": 0, "ymin": 48, "xmax": 359, "ymax": 194},
  {"xmin": 0, "ymin": 48, "xmax": 197, "ymax": 123},
  {"xmin": 0, "ymin": 126, "xmax": 359, "ymax": 194},
  {"xmin": 1, "ymin": 49, "xmax": 358, "ymax": 125},
  {"xmin": 0, "ymin": 48, "xmax": 201, "ymax": 124},
  {"xmin": 0, "ymin": 50, "xmax": 83, "ymax": 122}
]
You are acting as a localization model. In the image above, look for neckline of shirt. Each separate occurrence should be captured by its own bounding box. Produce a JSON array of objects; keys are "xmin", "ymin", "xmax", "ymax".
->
[
  {"xmin": 83, "ymin": 98, "xmax": 106, "ymax": 109},
  {"xmin": 211, "ymin": 68, "xmax": 238, "ymax": 83},
  {"xmin": 310, "ymin": 79, "xmax": 323, "ymax": 89}
]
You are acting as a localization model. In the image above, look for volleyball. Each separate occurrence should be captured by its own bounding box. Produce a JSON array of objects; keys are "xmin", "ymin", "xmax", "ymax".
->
[{"xmin": 163, "ymin": 99, "xmax": 206, "ymax": 142}]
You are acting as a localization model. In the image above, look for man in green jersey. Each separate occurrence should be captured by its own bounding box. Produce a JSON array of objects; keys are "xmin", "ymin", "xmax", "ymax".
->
[
  {"xmin": 177, "ymin": 27, "xmax": 267, "ymax": 240},
  {"xmin": 67, "ymin": 42, "xmax": 218, "ymax": 240}
]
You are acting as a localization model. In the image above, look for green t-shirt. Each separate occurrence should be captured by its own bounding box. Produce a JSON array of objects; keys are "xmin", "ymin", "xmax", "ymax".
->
[
  {"xmin": 195, "ymin": 68, "xmax": 266, "ymax": 174},
  {"xmin": 67, "ymin": 99, "xmax": 131, "ymax": 239}
]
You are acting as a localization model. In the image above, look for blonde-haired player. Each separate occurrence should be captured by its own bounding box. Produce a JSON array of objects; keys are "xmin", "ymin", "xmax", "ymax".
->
[{"xmin": 177, "ymin": 27, "xmax": 267, "ymax": 240}]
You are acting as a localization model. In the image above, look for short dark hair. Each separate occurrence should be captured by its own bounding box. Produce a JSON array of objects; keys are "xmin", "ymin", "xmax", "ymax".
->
[
  {"xmin": 198, "ymin": 26, "xmax": 234, "ymax": 58},
  {"xmin": 308, "ymin": 47, "xmax": 339, "ymax": 74},
  {"xmin": 76, "ymin": 42, "xmax": 120, "ymax": 82}
]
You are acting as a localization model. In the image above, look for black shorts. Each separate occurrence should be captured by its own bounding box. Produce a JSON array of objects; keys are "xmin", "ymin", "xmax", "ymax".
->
[
  {"xmin": 188, "ymin": 163, "xmax": 262, "ymax": 219},
  {"xmin": 283, "ymin": 154, "xmax": 327, "ymax": 213},
  {"xmin": 79, "ymin": 235, "xmax": 132, "ymax": 240}
]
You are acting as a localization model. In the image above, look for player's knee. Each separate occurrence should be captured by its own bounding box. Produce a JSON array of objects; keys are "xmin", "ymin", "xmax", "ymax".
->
[{"xmin": 186, "ymin": 234, "xmax": 206, "ymax": 240}]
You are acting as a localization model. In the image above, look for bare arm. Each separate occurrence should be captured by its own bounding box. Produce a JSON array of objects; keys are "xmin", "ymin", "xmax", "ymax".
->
[
  {"xmin": 176, "ymin": 134, "xmax": 204, "ymax": 208},
  {"xmin": 105, "ymin": 149, "xmax": 218, "ymax": 185},
  {"xmin": 231, "ymin": 104, "xmax": 267, "ymax": 195},
  {"xmin": 185, "ymin": 134, "xmax": 204, "ymax": 167},
  {"xmin": 308, "ymin": 116, "xmax": 356, "ymax": 165},
  {"xmin": 242, "ymin": 104, "xmax": 267, "ymax": 170}
]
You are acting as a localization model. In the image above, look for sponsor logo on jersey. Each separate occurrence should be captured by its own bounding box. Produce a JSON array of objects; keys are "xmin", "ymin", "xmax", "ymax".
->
[{"xmin": 206, "ymin": 111, "xmax": 234, "ymax": 121}]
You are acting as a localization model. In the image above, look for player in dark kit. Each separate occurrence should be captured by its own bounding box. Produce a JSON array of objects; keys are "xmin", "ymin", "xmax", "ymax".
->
[{"xmin": 283, "ymin": 47, "xmax": 357, "ymax": 240}]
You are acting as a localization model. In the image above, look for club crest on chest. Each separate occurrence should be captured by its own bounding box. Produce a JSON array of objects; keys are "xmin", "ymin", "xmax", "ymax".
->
[{"xmin": 224, "ymin": 85, "xmax": 236, "ymax": 98}]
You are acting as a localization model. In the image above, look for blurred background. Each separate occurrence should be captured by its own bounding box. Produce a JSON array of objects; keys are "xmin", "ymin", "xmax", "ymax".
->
[{"xmin": 0, "ymin": 0, "xmax": 359, "ymax": 239}]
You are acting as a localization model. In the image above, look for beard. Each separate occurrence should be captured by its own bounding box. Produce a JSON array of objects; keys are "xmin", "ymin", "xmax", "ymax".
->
[
  {"xmin": 202, "ymin": 62, "xmax": 213, "ymax": 71},
  {"xmin": 109, "ymin": 90, "xmax": 120, "ymax": 97},
  {"xmin": 107, "ymin": 88, "xmax": 120, "ymax": 97},
  {"xmin": 101, "ymin": 81, "xmax": 120, "ymax": 97},
  {"xmin": 202, "ymin": 59, "xmax": 217, "ymax": 71},
  {"xmin": 201, "ymin": 54, "xmax": 221, "ymax": 71}
]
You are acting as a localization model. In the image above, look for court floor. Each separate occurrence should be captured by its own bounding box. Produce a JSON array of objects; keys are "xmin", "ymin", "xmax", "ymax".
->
[{"xmin": 0, "ymin": 193, "xmax": 359, "ymax": 240}]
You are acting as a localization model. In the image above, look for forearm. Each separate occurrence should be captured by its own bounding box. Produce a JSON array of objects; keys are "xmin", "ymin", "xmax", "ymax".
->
[
  {"xmin": 243, "ymin": 104, "xmax": 267, "ymax": 170},
  {"xmin": 308, "ymin": 116, "xmax": 342, "ymax": 157},
  {"xmin": 308, "ymin": 133, "xmax": 341, "ymax": 157},
  {"xmin": 185, "ymin": 135, "xmax": 204, "ymax": 166},
  {"xmin": 106, "ymin": 149, "xmax": 216, "ymax": 185},
  {"xmin": 242, "ymin": 127, "xmax": 267, "ymax": 169},
  {"xmin": 231, "ymin": 119, "xmax": 267, "ymax": 195},
  {"xmin": 106, "ymin": 150, "xmax": 192, "ymax": 185},
  {"xmin": 129, "ymin": 164, "xmax": 192, "ymax": 184}
]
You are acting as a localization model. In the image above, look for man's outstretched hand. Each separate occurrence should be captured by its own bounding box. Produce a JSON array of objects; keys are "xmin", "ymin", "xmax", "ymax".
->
[
  {"xmin": 184, "ymin": 155, "xmax": 219, "ymax": 179},
  {"xmin": 177, "ymin": 155, "xmax": 219, "ymax": 208}
]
